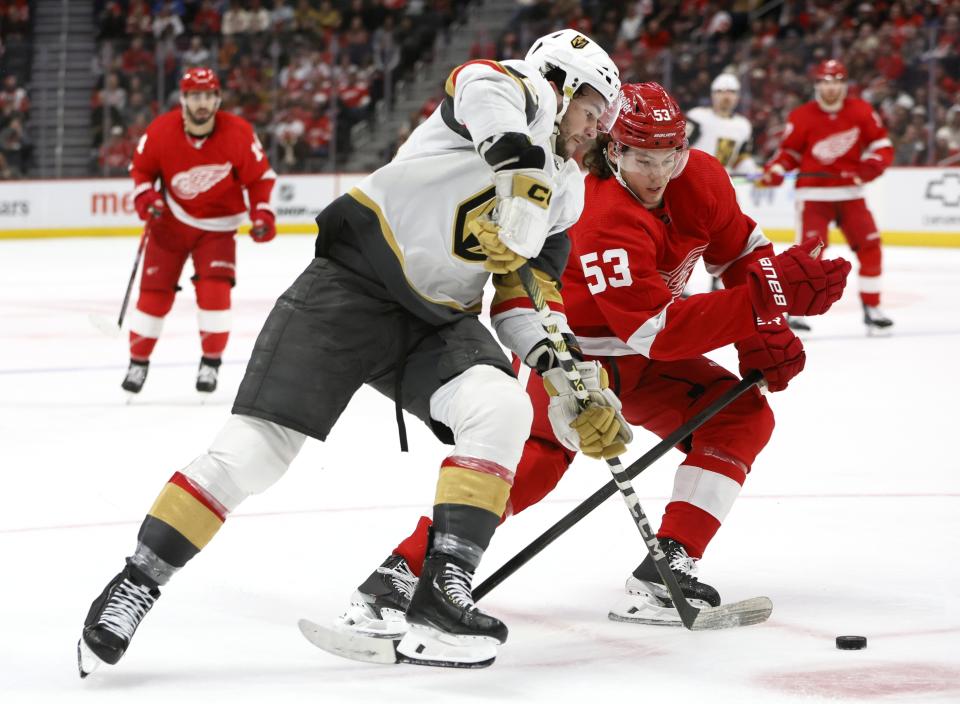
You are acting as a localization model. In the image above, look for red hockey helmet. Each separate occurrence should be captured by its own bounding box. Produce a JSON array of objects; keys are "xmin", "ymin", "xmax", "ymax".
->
[
  {"xmin": 813, "ymin": 59, "xmax": 847, "ymax": 82},
  {"xmin": 180, "ymin": 67, "xmax": 221, "ymax": 94},
  {"xmin": 601, "ymin": 82, "xmax": 686, "ymax": 150}
]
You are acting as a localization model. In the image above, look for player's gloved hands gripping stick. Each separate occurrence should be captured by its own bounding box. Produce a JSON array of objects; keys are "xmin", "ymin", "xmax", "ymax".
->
[{"xmin": 542, "ymin": 361, "xmax": 633, "ymax": 460}]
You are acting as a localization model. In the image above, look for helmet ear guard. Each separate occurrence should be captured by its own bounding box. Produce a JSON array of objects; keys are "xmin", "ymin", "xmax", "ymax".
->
[
  {"xmin": 525, "ymin": 29, "xmax": 621, "ymax": 122},
  {"xmin": 601, "ymin": 82, "xmax": 691, "ymax": 189}
]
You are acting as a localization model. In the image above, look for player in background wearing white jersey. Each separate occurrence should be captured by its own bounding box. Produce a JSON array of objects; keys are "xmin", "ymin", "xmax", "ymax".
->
[
  {"xmin": 77, "ymin": 30, "xmax": 623, "ymax": 673},
  {"xmin": 759, "ymin": 59, "xmax": 894, "ymax": 334},
  {"xmin": 686, "ymin": 72, "xmax": 759, "ymax": 293},
  {"xmin": 686, "ymin": 73, "xmax": 758, "ymax": 176},
  {"xmin": 122, "ymin": 67, "xmax": 277, "ymax": 395}
]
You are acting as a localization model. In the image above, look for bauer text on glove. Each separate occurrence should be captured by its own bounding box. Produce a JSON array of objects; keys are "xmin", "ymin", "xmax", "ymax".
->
[{"xmin": 745, "ymin": 238, "xmax": 851, "ymax": 319}]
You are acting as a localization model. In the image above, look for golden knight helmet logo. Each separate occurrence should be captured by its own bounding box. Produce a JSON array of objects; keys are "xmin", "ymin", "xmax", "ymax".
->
[{"xmin": 570, "ymin": 35, "xmax": 589, "ymax": 49}]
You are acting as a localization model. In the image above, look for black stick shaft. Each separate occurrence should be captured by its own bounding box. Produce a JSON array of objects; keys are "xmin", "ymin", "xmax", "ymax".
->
[
  {"xmin": 117, "ymin": 226, "xmax": 149, "ymax": 329},
  {"xmin": 475, "ymin": 368, "xmax": 762, "ymax": 601}
]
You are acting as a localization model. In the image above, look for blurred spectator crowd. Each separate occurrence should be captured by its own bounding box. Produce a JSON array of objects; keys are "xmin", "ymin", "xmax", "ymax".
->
[
  {"xmin": 91, "ymin": 0, "xmax": 471, "ymax": 176},
  {"xmin": 53, "ymin": 0, "xmax": 960, "ymax": 176},
  {"xmin": 0, "ymin": 0, "xmax": 32, "ymax": 178},
  {"xmin": 496, "ymin": 0, "xmax": 960, "ymax": 167}
]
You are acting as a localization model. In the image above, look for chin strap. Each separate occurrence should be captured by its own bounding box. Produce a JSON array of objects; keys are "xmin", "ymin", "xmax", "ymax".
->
[{"xmin": 549, "ymin": 83, "xmax": 576, "ymax": 155}]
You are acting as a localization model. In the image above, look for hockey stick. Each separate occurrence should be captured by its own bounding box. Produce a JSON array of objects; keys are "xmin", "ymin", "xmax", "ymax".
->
[
  {"xmin": 474, "ymin": 368, "xmax": 762, "ymax": 601},
  {"xmin": 503, "ymin": 263, "xmax": 771, "ymax": 630},
  {"xmin": 732, "ymin": 170, "xmax": 840, "ymax": 183},
  {"xmin": 88, "ymin": 224, "xmax": 149, "ymax": 337}
]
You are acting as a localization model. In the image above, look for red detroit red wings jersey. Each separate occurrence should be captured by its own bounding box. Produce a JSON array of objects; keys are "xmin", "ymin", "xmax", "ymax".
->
[
  {"xmin": 130, "ymin": 110, "xmax": 276, "ymax": 231},
  {"xmin": 561, "ymin": 150, "xmax": 771, "ymax": 361},
  {"xmin": 771, "ymin": 97, "xmax": 892, "ymax": 201}
]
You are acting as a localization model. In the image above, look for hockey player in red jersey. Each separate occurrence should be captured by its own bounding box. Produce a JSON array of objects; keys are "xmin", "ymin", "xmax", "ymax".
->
[
  {"xmin": 341, "ymin": 83, "xmax": 852, "ymax": 634},
  {"xmin": 758, "ymin": 59, "xmax": 894, "ymax": 334},
  {"xmin": 122, "ymin": 67, "xmax": 277, "ymax": 395}
]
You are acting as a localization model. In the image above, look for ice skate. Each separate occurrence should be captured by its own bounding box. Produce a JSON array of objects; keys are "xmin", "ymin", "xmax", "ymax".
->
[
  {"xmin": 863, "ymin": 303, "xmax": 893, "ymax": 336},
  {"xmin": 77, "ymin": 565, "xmax": 160, "ymax": 677},
  {"xmin": 195, "ymin": 356, "xmax": 221, "ymax": 393},
  {"xmin": 121, "ymin": 360, "xmax": 149, "ymax": 394},
  {"xmin": 334, "ymin": 554, "xmax": 417, "ymax": 638},
  {"xmin": 609, "ymin": 538, "xmax": 720, "ymax": 626},
  {"xmin": 397, "ymin": 552, "xmax": 506, "ymax": 668},
  {"xmin": 787, "ymin": 315, "xmax": 811, "ymax": 333}
]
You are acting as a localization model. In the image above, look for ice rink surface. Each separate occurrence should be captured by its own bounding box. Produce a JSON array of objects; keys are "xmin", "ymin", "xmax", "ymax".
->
[{"xmin": 1, "ymin": 235, "xmax": 959, "ymax": 703}]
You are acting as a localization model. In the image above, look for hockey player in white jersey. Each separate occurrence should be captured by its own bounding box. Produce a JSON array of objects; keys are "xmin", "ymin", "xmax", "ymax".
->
[
  {"xmin": 686, "ymin": 73, "xmax": 758, "ymax": 176},
  {"xmin": 77, "ymin": 29, "xmax": 622, "ymax": 673},
  {"xmin": 686, "ymin": 72, "xmax": 759, "ymax": 293}
]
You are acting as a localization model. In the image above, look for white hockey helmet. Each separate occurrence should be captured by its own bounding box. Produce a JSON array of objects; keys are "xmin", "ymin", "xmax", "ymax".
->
[
  {"xmin": 525, "ymin": 29, "xmax": 621, "ymax": 120},
  {"xmin": 711, "ymin": 73, "xmax": 740, "ymax": 93}
]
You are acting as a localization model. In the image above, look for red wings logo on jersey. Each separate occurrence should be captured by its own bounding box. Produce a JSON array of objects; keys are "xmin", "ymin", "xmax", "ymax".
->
[
  {"xmin": 811, "ymin": 127, "xmax": 860, "ymax": 164},
  {"xmin": 170, "ymin": 162, "xmax": 233, "ymax": 200},
  {"xmin": 657, "ymin": 244, "xmax": 707, "ymax": 298}
]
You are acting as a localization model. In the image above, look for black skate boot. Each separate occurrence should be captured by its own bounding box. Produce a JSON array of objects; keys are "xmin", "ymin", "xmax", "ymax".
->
[
  {"xmin": 787, "ymin": 315, "xmax": 811, "ymax": 333},
  {"xmin": 863, "ymin": 303, "xmax": 893, "ymax": 335},
  {"xmin": 609, "ymin": 538, "xmax": 720, "ymax": 626},
  {"xmin": 121, "ymin": 360, "xmax": 149, "ymax": 393},
  {"xmin": 195, "ymin": 356, "xmax": 221, "ymax": 393},
  {"xmin": 77, "ymin": 564, "xmax": 160, "ymax": 677},
  {"xmin": 336, "ymin": 554, "xmax": 417, "ymax": 637},
  {"xmin": 397, "ymin": 552, "xmax": 506, "ymax": 667}
]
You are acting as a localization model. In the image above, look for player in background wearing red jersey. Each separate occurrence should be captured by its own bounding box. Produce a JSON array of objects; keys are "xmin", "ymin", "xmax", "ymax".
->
[
  {"xmin": 759, "ymin": 59, "xmax": 894, "ymax": 334},
  {"xmin": 122, "ymin": 67, "xmax": 277, "ymax": 395},
  {"xmin": 339, "ymin": 83, "xmax": 851, "ymax": 634}
]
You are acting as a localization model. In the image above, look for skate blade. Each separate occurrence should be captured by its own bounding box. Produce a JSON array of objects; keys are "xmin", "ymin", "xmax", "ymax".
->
[
  {"xmin": 334, "ymin": 601, "xmax": 408, "ymax": 638},
  {"xmin": 395, "ymin": 625, "xmax": 497, "ymax": 669},
  {"xmin": 608, "ymin": 593, "xmax": 684, "ymax": 627},
  {"xmin": 298, "ymin": 619, "xmax": 496, "ymax": 668},
  {"xmin": 689, "ymin": 596, "xmax": 773, "ymax": 630},
  {"xmin": 866, "ymin": 325, "xmax": 893, "ymax": 337},
  {"xmin": 77, "ymin": 638, "xmax": 103, "ymax": 678},
  {"xmin": 299, "ymin": 618, "xmax": 403, "ymax": 664}
]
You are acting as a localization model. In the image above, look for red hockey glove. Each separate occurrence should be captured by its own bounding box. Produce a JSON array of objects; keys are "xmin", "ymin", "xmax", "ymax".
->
[
  {"xmin": 133, "ymin": 188, "xmax": 165, "ymax": 221},
  {"xmin": 745, "ymin": 238, "xmax": 851, "ymax": 319},
  {"xmin": 249, "ymin": 208, "xmax": 276, "ymax": 243},
  {"xmin": 736, "ymin": 317, "xmax": 805, "ymax": 393},
  {"xmin": 855, "ymin": 159, "xmax": 884, "ymax": 184},
  {"xmin": 756, "ymin": 165, "xmax": 785, "ymax": 188}
]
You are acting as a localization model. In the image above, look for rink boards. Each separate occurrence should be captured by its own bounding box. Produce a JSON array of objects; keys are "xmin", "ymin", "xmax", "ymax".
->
[{"xmin": 0, "ymin": 167, "xmax": 957, "ymax": 246}]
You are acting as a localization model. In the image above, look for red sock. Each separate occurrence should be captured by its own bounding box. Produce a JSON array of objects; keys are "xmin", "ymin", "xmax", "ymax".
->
[
  {"xmin": 129, "ymin": 290, "xmax": 174, "ymax": 361},
  {"xmin": 196, "ymin": 279, "xmax": 231, "ymax": 358},
  {"xmin": 393, "ymin": 516, "xmax": 432, "ymax": 576}
]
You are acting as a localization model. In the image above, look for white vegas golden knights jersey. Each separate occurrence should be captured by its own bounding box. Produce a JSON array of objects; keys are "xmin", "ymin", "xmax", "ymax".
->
[
  {"xmin": 685, "ymin": 107, "xmax": 757, "ymax": 174},
  {"xmin": 349, "ymin": 58, "xmax": 584, "ymax": 315}
]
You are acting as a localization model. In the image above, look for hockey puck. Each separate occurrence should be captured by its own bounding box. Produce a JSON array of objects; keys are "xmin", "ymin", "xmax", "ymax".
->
[{"xmin": 835, "ymin": 635, "xmax": 867, "ymax": 650}]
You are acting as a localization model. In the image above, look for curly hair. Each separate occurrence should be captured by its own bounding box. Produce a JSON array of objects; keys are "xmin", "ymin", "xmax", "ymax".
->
[{"xmin": 583, "ymin": 133, "xmax": 615, "ymax": 179}]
